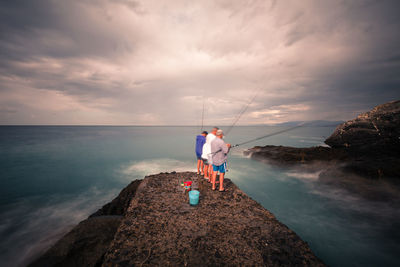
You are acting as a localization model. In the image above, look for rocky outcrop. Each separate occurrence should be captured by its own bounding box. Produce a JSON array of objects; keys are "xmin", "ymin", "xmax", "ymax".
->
[
  {"xmin": 244, "ymin": 145, "xmax": 348, "ymax": 165},
  {"xmin": 103, "ymin": 172, "xmax": 324, "ymax": 266},
  {"xmin": 325, "ymin": 100, "xmax": 400, "ymax": 156},
  {"xmin": 30, "ymin": 173, "xmax": 325, "ymax": 267},
  {"xmin": 245, "ymin": 100, "xmax": 400, "ymax": 179}
]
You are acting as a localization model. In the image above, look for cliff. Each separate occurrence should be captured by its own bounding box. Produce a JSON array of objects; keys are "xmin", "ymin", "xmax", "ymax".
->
[
  {"xmin": 30, "ymin": 172, "xmax": 325, "ymax": 267},
  {"xmin": 245, "ymin": 100, "xmax": 400, "ymax": 179}
]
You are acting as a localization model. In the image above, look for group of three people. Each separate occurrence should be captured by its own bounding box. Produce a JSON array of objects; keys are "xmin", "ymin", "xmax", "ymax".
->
[{"xmin": 195, "ymin": 127, "xmax": 231, "ymax": 191}]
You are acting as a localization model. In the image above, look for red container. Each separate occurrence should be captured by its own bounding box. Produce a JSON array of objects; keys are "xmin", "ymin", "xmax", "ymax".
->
[{"xmin": 184, "ymin": 181, "xmax": 192, "ymax": 190}]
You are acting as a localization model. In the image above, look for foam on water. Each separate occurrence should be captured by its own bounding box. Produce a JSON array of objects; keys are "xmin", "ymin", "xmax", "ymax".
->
[
  {"xmin": 120, "ymin": 158, "xmax": 195, "ymax": 180},
  {"xmin": 285, "ymin": 170, "xmax": 322, "ymax": 181}
]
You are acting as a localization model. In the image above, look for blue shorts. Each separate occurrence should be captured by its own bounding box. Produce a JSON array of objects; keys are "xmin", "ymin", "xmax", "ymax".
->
[{"xmin": 213, "ymin": 163, "xmax": 226, "ymax": 173}]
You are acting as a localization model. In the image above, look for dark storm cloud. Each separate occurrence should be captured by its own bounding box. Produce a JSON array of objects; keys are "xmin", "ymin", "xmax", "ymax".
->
[{"xmin": 0, "ymin": 0, "xmax": 399, "ymax": 125}]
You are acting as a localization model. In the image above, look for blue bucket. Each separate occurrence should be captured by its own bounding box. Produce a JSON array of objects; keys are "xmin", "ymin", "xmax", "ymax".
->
[{"xmin": 189, "ymin": 190, "xmax": 200, "ymax": 206}]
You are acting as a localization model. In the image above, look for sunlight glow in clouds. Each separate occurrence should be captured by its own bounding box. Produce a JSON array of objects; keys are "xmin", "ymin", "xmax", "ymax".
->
[{"xmin": 0, "ymin": 0, "xmax": 399, "ymax": 125}]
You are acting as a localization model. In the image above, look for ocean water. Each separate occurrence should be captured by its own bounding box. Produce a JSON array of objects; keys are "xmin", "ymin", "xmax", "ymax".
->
[{"xmin": 0, "ymin": 126, "xmax": 399, "ymax": 266}]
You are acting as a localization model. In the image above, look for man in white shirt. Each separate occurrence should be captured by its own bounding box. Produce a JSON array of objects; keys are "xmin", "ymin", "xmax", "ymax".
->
[{"xmin": 201, "ymin": 127, "xmax": 218, "ymax": 180}]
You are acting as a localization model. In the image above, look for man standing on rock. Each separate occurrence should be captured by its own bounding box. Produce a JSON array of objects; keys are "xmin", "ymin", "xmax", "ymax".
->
[
  {"xmin": 202, "ymin": 127, "xmax": 218, "ymax": 180},
  {"xmin": 195, "ymin": 131, "xmax": 207, "ymax": 174},
  {"xmin": 211, "ymin": 129, "xmax": 231, "ymax": 191}
]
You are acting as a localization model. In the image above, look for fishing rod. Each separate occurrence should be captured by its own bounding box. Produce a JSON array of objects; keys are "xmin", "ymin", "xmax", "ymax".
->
[
  {"xmin": 224, "ymin": 89, "xmax": 260, "ymax": 136},
  {"xmin": 230, "ymin": 123, "xmax": 306, "ymax": 148}
]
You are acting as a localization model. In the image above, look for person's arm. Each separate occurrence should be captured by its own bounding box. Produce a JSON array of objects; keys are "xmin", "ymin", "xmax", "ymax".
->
[{"xmin": 221, "ymin": 140, "xmax": 229, "ymax": 154}]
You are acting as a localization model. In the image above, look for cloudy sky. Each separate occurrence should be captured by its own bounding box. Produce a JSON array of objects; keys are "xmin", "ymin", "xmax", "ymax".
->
[{"xmin": 0, "ymin": 0, "xmax": 399, "ymax": 125}]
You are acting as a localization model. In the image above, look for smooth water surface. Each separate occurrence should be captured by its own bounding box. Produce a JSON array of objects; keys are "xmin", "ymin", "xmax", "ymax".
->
[{"xmin": 0, "ymin": 126, "xmax": 399, "ymax": 266}]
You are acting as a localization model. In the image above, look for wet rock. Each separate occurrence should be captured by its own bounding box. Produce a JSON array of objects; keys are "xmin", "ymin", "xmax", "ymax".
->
[{"xmin": 244, "ymin": 145, "xmax": 348, "ymax": 165}]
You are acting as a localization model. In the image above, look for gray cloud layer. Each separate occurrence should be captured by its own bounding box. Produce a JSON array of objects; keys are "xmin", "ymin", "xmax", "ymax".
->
[{"xmin": 1, "ymin": 0, "xmax": 399, "ymax": 125}]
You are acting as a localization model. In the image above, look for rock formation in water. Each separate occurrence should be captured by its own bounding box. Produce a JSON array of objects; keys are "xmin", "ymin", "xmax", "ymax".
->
[
  {"xmin": 325, "ymin": 100, "xmax": 400, "ymax": 155},
  {"xmin": 30, "ymin": 172, "xmax": 325, "ymax": 267},
  {"xmin": 245, "ymin": 100, "xmax": 400, "ymax": 179}
]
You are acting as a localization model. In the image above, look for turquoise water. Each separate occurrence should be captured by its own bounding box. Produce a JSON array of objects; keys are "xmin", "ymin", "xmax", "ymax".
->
[{"xmin": 0, "ymin": 126, "xmax": 399, "ymax": 266}]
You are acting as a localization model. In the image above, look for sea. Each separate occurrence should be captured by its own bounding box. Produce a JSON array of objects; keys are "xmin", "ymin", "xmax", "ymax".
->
[{"xmin": 0, "ymin": 126, "xmax": 399, "ymax": 267}]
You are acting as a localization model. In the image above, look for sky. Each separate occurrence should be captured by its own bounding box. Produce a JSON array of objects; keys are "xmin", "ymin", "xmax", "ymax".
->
[{"xmin": 0, "ymin": 0, "xmax": 399, "ymax": 125}]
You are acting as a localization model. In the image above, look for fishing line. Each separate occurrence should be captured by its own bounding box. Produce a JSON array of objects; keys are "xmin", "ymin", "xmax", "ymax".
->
[
  {"xmin": 200, "ymin": 95, "xmax": 205, "ymax": 132},
  {"xmin": 224, "ymin": 89, "xmax": 261, "ymax": 136},
  {"xmin": 231, "ymin": 123, "xmax": 306, "ymax": 148}
]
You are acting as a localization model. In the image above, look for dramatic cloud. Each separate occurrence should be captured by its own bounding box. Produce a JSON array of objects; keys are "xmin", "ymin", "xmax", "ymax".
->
[{"xmin": 0, "ymin": 0, "xmax": 399, "ymax": 125}]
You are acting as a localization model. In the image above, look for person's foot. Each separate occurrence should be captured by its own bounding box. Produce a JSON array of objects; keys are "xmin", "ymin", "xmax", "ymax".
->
[{"xmin": 219, "ymin": 188, "xmax": 226, "ymax": 192}]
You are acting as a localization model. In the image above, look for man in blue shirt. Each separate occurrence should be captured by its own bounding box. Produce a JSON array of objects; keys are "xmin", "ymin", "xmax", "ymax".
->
[{"xmin": 195, "ymin": 131, "xmax": 207, "ymax": 175}]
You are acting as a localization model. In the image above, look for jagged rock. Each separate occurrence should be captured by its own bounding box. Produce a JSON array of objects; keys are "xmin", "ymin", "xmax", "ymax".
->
[{"xmin": 325, "ymin": 100, "xmax": 400, "ymax": 155}]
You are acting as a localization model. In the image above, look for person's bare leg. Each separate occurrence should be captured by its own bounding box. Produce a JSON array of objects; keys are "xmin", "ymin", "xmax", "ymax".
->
[
  {"xmin": 212, "ymin": 171, "xmax": 217, "ymax": 190},
  {"xmin": 204, "ymin": 165, "xmax": 209, "ymax": 179},
  {"xmin": 219, "ymin": 173, "xmax": 225, "ymax": 191},
  {"xmin": 209, "ymin": 166, "xmax": 213, "ymax": 180},
  {"xmin": 197, "ymin": 159, "xmax": 201, "ymax": 174},
  {"xmin": 200, "ymin": 160, "xmax": 204, "ymax": 175}
]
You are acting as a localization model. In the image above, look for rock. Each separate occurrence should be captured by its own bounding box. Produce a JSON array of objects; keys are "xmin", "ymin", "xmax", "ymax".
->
[
  {"xmin": 245, "ymin": 100, "xmax": 400, "ymax": 179},
  {"xmin": 30, "ymin": 179, "xmax": 142, "ymax": 267},
  {"xmin": 29, "ymin": 172, "xmax": 325, "ymax": 266},
  {"xmin": 90, "ymin": 179, "xmax": 142, "ymax": 217},
  {"xmin": 102, "ymin": 172, "xmax": 325, "ymax": 266},
  {"xmin": 29, "ymin": 216, "xmax": 123, "ymax": 267},
  {"xmin": 325, "ymin": 100, "xmax": 400, "ymax": 156},
  {"xmin": 244, "ymin": 145, "xmax": 348, "ymax": 165}
]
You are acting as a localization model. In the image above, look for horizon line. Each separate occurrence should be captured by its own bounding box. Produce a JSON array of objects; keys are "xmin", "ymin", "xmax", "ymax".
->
[{"xmin": 0, "ymin": 120, "xmax": 344, "ymax": 127}]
